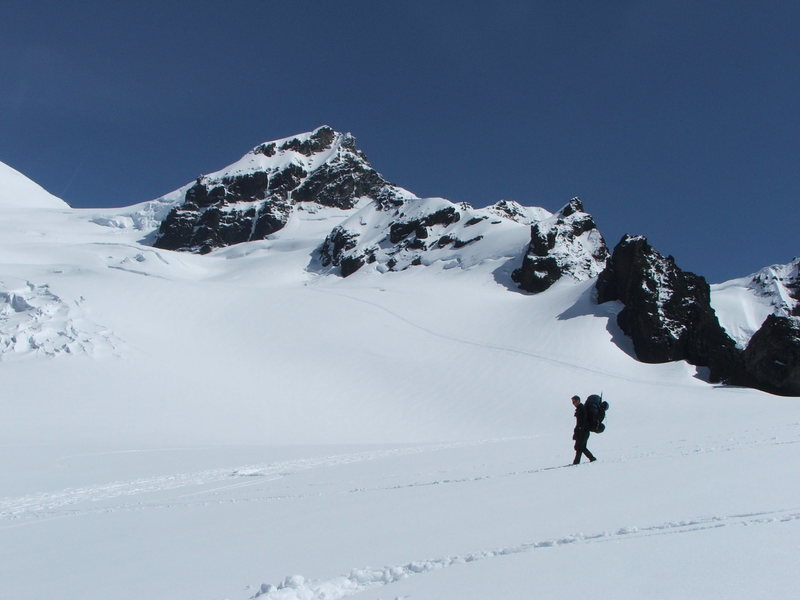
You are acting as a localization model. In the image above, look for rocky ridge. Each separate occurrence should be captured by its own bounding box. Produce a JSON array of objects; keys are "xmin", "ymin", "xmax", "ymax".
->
[
  {"xmin": 738, "ymin": 259, "xmax": 800, "ymax": 395},
  {"xmin": 595, "ymin": 235, "xmax": 742, "ymax": 383},
  {"xmin": 596, "ymin": 237, "xmax": 800, "ymax": 395},
  {"xmin": 512, "ymin": 197, "xmax": 609, "ymax": 293},
  {"xmin": 149, "ymin": 127, "xmax": 598, "ymax": 282},
  {"xmin": 318, "ymin": 197, "xmax": 551, "ymax": 277},
  {"xmin": 153, "ymin": 126, "xmax": 408, "ymax": 254},
  {"xmin": 743, "ymin": 314, "xmax": 800, "ymax": 396}
]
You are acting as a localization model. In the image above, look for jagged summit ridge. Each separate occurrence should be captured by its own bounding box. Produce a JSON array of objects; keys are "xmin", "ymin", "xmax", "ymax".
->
[
  {"xmin": 153, "ymin": 126, "xmax": 409, "ymax": 254},
  {"xmin": 147, "ymin": 126, "xmax": 598, "ymax": 281}
]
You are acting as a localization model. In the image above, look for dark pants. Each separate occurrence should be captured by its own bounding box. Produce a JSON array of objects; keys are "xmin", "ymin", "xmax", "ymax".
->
[{"xmin": 573, "ymin": 429, "xmax": 595, "ymax": 464}]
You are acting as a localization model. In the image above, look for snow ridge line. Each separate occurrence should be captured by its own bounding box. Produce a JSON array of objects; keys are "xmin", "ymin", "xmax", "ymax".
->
[
  {"xmin": 0, "ymin": 439, "xmax": 509, "ymax": 521},
  {"xmin": 251, "ymin": 508, "xmax": 800, "ymax": 600}
]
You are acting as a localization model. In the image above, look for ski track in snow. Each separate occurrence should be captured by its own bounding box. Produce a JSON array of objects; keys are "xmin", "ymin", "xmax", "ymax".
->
[
  {"xmin": 309, "ymin": 287, "xmax": 699, "ymax": 388},
  {"xmin": 0, "ymin": 439, "xmax": 504, "ymax": 525},
  {"xmin": 249, "ymin": 507, "xmax": 800, "ymax": 600},
  {"xmin": 3, "ymin": 429, "xmax": 796, "ymax": 528}
]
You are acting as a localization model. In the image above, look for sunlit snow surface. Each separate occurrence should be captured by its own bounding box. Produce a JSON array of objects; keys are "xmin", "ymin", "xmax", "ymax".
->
[
  {"xmin": 1, "ymin": 164, "xmax": 799, "ymax": 600},
  {"xmin": 711, "ymin": 260, "xmax": 800, "ymax": 348}
]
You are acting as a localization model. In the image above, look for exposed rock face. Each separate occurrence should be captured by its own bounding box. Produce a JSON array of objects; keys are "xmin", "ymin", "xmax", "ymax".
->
[
  {"xmin": 596, "ymin": 235, "xmax": 742, "ymax": 382},
  {"xmin": 318, "ymin": 198, "xmax": 541, "ymax": 277},
  {"xmin": 156, "ymin": 184, "xmax": 293, "ymax": 254},
  {"xmin": 512, "ymin": 198, "xmax": 609, "ymax": 293},
  {"xmin": 153, "ymin": 126, "xmax": 405, "ymax": 253},
  {"xmin": 743, "ymin": 315, "xmax": 800, "ymax": 396},
  {"xmin": 320, "ymin": 226, "xmax": 364, "ymax": 277},
  {"xmin": 487, "ymin": 200, "xmax": 535, "ymax": 224},
  {"xmin": 737, "ymin": 259, "xmax": 800, "ymax": 395}
]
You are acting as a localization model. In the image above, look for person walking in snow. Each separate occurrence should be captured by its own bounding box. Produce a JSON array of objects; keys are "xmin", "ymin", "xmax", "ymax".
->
[{"xmin": 571, "ymin": 395, "xmax": 596, "ymax": 464}]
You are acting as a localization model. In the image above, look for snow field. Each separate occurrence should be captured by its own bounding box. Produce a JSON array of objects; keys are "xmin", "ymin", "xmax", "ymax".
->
[
  {"xmin": 2, "ymin": 421, "xmax": 798, "ymax": 599},
  {"xmin": 1, "ymin": 170, "xmax": 799, "ymax": 599}
]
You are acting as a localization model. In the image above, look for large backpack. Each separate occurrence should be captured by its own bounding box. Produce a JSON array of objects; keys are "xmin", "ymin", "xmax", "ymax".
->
[{"xmin": 585, "ymin": 394, "xmax": 609, "ymax": 433}]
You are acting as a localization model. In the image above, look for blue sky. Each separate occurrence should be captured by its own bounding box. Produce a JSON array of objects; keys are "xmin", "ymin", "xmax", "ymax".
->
[{"xmin": 1, "ymin": 1, "xmax": 797, "ymax": 282}]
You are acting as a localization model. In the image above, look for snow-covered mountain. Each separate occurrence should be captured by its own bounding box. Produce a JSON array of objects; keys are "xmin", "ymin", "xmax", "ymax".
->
[
  {"xmin": 151, "ymin": 127, "xmax": 411, "ymax": 254},
  {"xmin": 3, "ymin": 127, "xmax": 799, "ymax": 396},
  {"xmin": 0, "ymin": 160, "xmax": 70, "ymax": 210},
  {"xmin": 143, "ymin": 126, "xmax": 574, "ymax": 281},
  {"xmin": 1, "ymin": 130, "xmax": 799, "ymax": 600}
]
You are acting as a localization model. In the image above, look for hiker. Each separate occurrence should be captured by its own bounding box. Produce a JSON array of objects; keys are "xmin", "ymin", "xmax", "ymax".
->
[{"xmin": 571, "ymin": 395, "xmax": 596, "ymax": 464}]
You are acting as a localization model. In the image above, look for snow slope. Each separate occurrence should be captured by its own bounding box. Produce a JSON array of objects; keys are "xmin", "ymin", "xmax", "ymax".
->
[
  {"xmin": 0, "ymin": 160, "xmax": 70, "ymax": 210},
  {"xmin": 1, "ymin": 161, "xmax": 799, "ymax": 600},
  {"xmin": 712, "ymin": 258, "xmax": 800, "ymax": 347}
]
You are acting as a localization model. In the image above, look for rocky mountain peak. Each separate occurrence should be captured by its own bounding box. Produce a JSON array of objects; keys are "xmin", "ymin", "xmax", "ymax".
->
[
  {"xmin": 152, "ymin": 127, "xmax": 405, "ymax": 254},
  {"xmin": 560, "ymin": 196, "xmax": 585, "ymax": 217},
  {"xmin": 596, "ymin": 235, "xmax": 742, "ymax": 382},
  {"xmin": 512, "ymin": 197, "xmax": 609, "ymax": 293}
]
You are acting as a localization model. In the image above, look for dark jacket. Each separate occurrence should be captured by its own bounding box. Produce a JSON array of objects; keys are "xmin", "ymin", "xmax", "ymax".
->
[{"xmin": 573, "ymin": 403, "xmax": 589, "ymax": 439}]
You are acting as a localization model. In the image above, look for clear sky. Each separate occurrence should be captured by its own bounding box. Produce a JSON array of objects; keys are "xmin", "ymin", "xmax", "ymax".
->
[{"xmin": 1, "ymin": 1, "xmax": 797, "ymax": 282}]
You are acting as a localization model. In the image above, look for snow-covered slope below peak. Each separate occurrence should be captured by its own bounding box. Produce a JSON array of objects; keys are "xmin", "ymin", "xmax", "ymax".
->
[
  {"xmin": 711, "ymin": 258, "xmax": 800, "ymax": 348},
  {"xmin": 0, "ymin": 160, "xmax": 70, "ymax": 210},
  {"xmin": 84, "ymin": 187, "xmax": 188, "ymax": 237}
]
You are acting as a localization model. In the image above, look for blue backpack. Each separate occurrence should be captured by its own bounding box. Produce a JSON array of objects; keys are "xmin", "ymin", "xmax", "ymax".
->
[{"xmin": 585, "ymin": 394, "xmax": 609, "ymax": 433}]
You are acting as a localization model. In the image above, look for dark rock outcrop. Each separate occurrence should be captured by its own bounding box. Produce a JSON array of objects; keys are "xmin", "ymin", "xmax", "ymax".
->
[
  {"xmin": 291, "ymin": 152, "xmax": 394, "ymax": 210},
  {"xmin": 319, "ymin": 226, "xmax": 365, "ymax": 277},
  {"xmin": 318, "ymin": 197, "xmax": 537, "ymax": 277},
  {"xmin": 513, "ymin": 198, "xmax": 609, "ymax": 293},
  {"xmin": 490, "ymin": 200, "xmax": 529, "ymax": 223},
  {"xmin": 388, "ymin": 207, "xmax": 461, "ymax": 244},
  {"xmin": 319, "ymin": 198, "xmax": 473, "ymax": 276},
  {"xmin": 596, "ymin": 235, "xmax": 742, "ymax": 383},
  {"xmin": 743, "ymin": 315, "xmax": 800, "ymax": 396},
  {"xmin": 278, "ymin": 126, "xmax": 336, "ymax": 156},
  {"xmin": 153, "ymin": 126, "xmax": 405, "ymax": 253}
]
